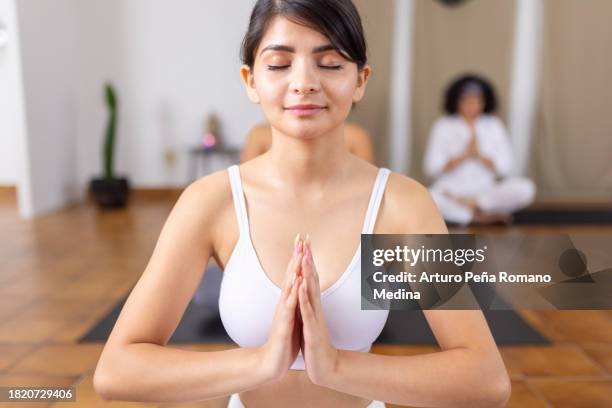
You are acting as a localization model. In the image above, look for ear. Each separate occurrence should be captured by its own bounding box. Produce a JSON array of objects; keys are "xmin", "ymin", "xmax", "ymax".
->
[
  {"xmin": 240, "ymin": 65, "xmax": 260, "ymax": 104},
  {"xmin": 352, "ymin": 64, "xmax": 371, "ymax": 103}
]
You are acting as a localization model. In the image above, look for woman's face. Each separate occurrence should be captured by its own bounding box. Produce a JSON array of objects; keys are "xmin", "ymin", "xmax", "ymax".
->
[
  {"xmin": 458, "ymin": 92, "xmax": 484, "ymax": 120},
  {"xmin": 241, "ymin": 16, "xmax": 370, "ymax": 139}
]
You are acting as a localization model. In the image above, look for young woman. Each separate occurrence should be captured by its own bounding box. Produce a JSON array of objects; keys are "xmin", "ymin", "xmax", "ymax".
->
[
  {"xmin": 423, "ymin": 74, "xmax": 536, "ymax": 226},
  {"xmin": 93, "ymin": 1, "xmax": 511, "ymax": 407}
]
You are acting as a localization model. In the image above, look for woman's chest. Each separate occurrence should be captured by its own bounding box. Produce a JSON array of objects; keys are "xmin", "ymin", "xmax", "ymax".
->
[
  {"xmin": 215, "ymin": 189, "xmax": 372, "ymax": 292},
  {"xmin": 446, "ymin": 120, "xmax": 497, "ymax": 152}
]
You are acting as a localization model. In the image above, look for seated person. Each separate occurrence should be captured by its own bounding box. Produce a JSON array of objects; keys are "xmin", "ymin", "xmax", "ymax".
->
[
  {"xmin": 423, "ymin": 74, "xmax": 536, "ymax": 226},
  {"xmin": 241, "ymin": 121, "xmax": 375, "ymax": 164}
]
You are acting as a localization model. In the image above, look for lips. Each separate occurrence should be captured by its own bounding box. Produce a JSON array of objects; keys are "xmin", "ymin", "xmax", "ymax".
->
[
  {"xmin": 285, "ymin": 104, "xmax": 327, "ymax": 117},
  {"xmin": 286, "ymin": 104, "xmax": 325, "ymax": 110}
]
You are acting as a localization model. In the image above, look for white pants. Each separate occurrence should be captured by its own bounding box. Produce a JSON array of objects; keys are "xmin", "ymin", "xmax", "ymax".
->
[
  {"xmin": 430, "ymin": 177, "xmax": 536, "ymax": 226},
  {"xmin": 228, "ymin": 393, "xmax": 386, "ymax": 407}
]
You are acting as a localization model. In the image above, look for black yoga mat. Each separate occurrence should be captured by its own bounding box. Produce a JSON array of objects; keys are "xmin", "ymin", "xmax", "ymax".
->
[
  {"xmin": 80, "ymin": 268, "xmax": 549, "ymax": 346},
  {"xmin": 512, "ymin": 208, "xmax": 612, "ymax": 225}
]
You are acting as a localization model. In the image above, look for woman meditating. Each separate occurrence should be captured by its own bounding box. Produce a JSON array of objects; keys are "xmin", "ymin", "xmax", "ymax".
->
[
  {"xmin": 93, "ymin": 1, "xmax": 511, "ymax": 407},
  {"xmin": 424, "ymin": 74, "xmax": 536, "ymax": 226}
]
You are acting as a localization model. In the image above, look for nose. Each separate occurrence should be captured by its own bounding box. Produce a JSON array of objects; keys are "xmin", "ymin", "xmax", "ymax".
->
[{"xmin": 290, "ymin": 59, "xmax": 320, "ymax": 95}]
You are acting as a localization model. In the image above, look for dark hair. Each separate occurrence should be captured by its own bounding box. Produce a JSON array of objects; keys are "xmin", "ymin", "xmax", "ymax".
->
[
  {"xmin": 240, "ymin": 0, "xmax": 367, "ymax": 70},
  {"xmin": 443, "ymin": 74, "xmax": 497, "ymax": 115}
]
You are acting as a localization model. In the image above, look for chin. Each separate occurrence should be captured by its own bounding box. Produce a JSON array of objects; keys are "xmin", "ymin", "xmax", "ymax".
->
[
  {"xmin": 293, "ymin": 121, "xmax": 342, "ymax": 140},
  {"xmin": 290, "ymin": 127, "xmax": 322, "ymax": 140}
]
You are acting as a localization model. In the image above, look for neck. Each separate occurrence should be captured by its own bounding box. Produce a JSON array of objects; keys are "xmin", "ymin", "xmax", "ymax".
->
[
  {"xmin": 265, "ymin": 123, "xmax": 352, "ymax": 194},
  {"xmin": 462, "ymin": 114, "xmax": 479, "ymax": 125}
]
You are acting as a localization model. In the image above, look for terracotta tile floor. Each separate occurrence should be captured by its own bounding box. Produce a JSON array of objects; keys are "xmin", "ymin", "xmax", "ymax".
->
[{"xmin": 0, "ymin": 193, "xmax": 610, "ymax": 407}]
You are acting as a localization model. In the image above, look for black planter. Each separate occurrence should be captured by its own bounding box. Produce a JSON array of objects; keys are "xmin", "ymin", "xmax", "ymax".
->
[{"xmin": 90, "ymin": 177, "xmax": 130, "ymax": 208}]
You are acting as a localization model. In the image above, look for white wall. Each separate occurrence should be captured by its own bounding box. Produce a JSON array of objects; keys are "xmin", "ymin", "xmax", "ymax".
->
[
  {"xmin": 73, "ymin": 0, "xmax": 262, "ymax": 189},
  {"xmin": 16, "ymin": 0, "xmax": 80, "ymax": 216},
  {"xmin": 0, "ymin": 0, "xmax": 26, "ymax": 186},
  {"xmin": 10, "ymin": 0, "xmax": 263, "ymax": 217}
]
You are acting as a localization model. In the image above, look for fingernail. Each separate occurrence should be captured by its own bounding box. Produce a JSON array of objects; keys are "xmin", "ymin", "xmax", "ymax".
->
[
  {"xmin": 294, "ymin": 233, "xmax": 300, "ymax": 247},
  {"xmin": 305, "ymin": 233, "xmax": 310, "ymax": 245},
  {"xmin": 295, "ymin": 235, "xmax": 303, "ymax": 255}
]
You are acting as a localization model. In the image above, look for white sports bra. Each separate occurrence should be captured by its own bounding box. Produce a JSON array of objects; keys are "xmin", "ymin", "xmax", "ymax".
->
[{"xmin": 219, "ymin": 165, "xmax": 391, "ymax": 370}]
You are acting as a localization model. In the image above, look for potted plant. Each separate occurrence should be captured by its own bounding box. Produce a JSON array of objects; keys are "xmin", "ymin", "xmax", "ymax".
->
[{"xmin": 90, "ymin": 83, "xmax": 130, "ymax": 208}]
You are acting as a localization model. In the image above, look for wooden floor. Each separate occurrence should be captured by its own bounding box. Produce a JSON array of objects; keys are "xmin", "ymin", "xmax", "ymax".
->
[{"xmin": 0, "ymin": 190, "xmax": 611, "ymax": 408}]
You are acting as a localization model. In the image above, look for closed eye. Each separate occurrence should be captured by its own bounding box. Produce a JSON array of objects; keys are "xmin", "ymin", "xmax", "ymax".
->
[
  {"xmin": 266, "ymin": 64, "xmax": 343, "ymax": 71},
  {"xmin": 319, "ymin": 65, "xmax": 343, "ymax": 70},
  {"xmin": 267, "ymin": 65, "xmax": 290, "ymax": 71}
]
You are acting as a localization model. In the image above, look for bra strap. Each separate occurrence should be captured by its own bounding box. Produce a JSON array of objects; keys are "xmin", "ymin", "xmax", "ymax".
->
[
  {"xmin": 362, "ymin": 168, "xmax": 391, "ymax": 234},
  {"xmin": 227, "ymin": 165, "xmax": 250, "ymax": 237}
]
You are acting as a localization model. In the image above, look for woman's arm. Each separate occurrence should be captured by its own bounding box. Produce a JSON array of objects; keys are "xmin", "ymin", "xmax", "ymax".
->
[
  {"xmin": 324, "ymin": 311, "xmax": 510, "ymax": 408},
  {"xmin": 303, "ymin": 175, "xmax": 511, "ymax": 408},
  {"xmin": 93, "ymin": 171, "xmax": 274, "ymax": 403},
  {"xmin": 484, "ymin": 117, "xmax": 514, "ymax": 178},
  {"xmin": 424, "ymin": 118, "xmax": 458, "ymax": 178}
]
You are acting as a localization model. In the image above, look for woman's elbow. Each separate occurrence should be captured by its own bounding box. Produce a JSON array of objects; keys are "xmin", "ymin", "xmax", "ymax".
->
[
  {"xmin": 482, "ymin": 369, "xmax": 511, "ymax": 408},
  {"xmin": 93, "ymin": 349, "xmax": 129, "ymax": 401},
  {"xmin": 93, "ymin": 363, "xmax": 115, "ymax": 401}
]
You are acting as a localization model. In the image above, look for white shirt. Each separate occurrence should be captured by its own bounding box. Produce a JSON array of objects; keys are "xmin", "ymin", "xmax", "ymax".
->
[{"xmin": 423, "ymin": 115, "xmax": 514, "ymax": 196}]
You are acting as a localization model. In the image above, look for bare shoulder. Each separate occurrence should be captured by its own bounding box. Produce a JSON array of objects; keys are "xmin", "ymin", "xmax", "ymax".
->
[
  {"xmin": 380, "ymin": 171, "xmax": 448, "ymax": 234},
  {"xmin": 183, "ymin": 168, "xmax": 232, "ymax": 215},
  {"xmin": 167, "ymin": 168, "xmax": 235, "ymax": 263}
]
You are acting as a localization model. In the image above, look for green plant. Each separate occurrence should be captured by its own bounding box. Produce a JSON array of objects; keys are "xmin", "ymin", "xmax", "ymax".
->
[{"xmin": 103, "ymin": 83, "xmax": 118, "ymax": 180}]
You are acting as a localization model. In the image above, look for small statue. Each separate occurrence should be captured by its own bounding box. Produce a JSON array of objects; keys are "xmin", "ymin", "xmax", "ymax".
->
[{"xmin": 201, "ymin": 113, "xmax": 221, "ymax": 152}]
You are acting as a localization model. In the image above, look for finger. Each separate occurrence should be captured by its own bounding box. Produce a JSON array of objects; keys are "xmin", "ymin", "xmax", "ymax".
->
[
  {"xmin": 299, "ymin": 279, "xmax": 317, "ymax": 341},
  {"xmin": 283, "ymin": 239, "xmax": 303, "ymax": 295},
  {"xmin": 283, "ymin": 243, "xmax": 298, "ymax": 289},
  {"xmin": 293, "ymin": 240, "xmax": 304, "ymax": 281},
  {"xmin": 301, "ymin": 245, "xmax": 315, "ymax": 294},
  {"xmin": 285, "ymin": 274, "xmax": 300, "ymax": 309},
  {"xmin": 289, "ymin": 236, "xmax": 302, "ymax": 272},
  {"xmin": 305, "ymin": 240, "xmax": 320, "ymax": 283},
  {"xmin": 283, "ymin": 258, "xmax": 302, "ymax": 303},
  {"xmin": 302, "ymin": 242, "xmax": 322, "ymax": 310},
  {"xmin": 279, "ymin": 278, "xmax": 300, "ymax": 337}
]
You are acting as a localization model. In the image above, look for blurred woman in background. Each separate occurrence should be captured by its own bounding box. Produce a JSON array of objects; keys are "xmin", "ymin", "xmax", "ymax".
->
[{"xmin": 423, "ymin": 74, "xmax": 536, "ymax": 226}]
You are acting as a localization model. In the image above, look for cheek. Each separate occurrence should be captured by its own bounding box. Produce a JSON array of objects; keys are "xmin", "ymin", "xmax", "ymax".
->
[
  {"xmin": 253, "ymin": 72, "xmax": 286, "ymax": 103},
  {"xmin": 325, "ymin": 78, "xmax": 358, "ymax": 106},
  {"xmin": 258, "ymin": 84, "xmax": 285, "ymax": 103}
]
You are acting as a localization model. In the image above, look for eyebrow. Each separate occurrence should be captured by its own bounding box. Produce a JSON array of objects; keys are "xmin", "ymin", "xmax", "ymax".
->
[{"xmin": 259, "ymin": 44, "xmax": 338, "ymax": 56}]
